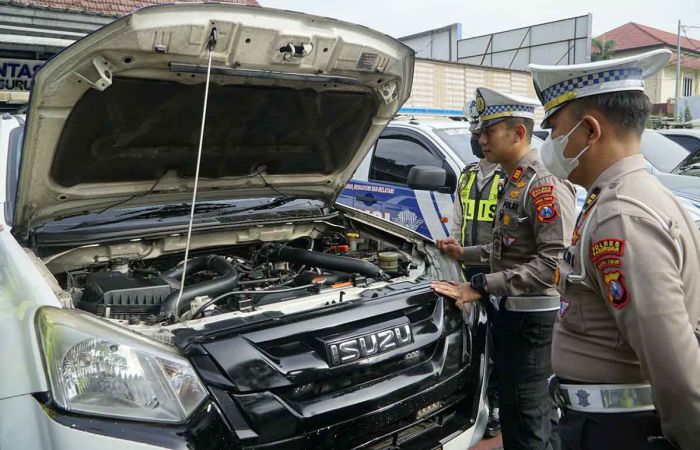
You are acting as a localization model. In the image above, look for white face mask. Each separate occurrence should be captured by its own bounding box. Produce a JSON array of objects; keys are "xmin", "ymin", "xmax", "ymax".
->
[{"xmin": 540, "ymin": 120, "xmax": 590, "ymax": 180}]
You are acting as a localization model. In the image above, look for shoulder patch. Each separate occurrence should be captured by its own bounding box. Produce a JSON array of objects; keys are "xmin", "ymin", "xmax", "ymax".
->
[
  {"xmin": 536, "ymin": 203, "xmax": 558, "ymax": 223},
  {"xmin": 603, "ymin": 270, "xmax": 629, "ymax": 309},
  {"xmin": 583, "ymin": 187, "xmax": 601, "ymax": 214},
  {"xmin": 530, "ymin": 184, "xmax": 554, "ymax": 199},
  {"xmin": 590, "ymin": 239, "xmax": 625, "ymax": 262},
  {"xmin": 533, "ymin": 190, "xmax": 558, "ymax": 223},
  {"xmin": 511, "ymin": 167, "xmax": 524, "ymax": 182},
  {"xmin": 595, "ymin": 257, "xmax": 622, "ymax": 272}
]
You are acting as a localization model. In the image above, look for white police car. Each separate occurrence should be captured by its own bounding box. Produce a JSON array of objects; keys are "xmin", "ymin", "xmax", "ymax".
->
[{"xmin": 337, "ymin": 118, "xmax": 700, "ymax": 239}]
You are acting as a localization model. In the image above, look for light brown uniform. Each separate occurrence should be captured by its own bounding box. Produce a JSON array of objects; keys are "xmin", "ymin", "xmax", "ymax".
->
[
  {"xmin": 462, "ymin": 150, "xmax": 576, "ymax": 296},
  {"xmin": 553, "ymin": 155, "xmax": 700, "ymax": 449}
]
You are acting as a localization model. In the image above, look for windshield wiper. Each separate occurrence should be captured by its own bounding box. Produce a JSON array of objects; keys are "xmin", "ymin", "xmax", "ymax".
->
[
  {"xmin": 676, "ymin": 163, "xmax": 700, "ymax": 175},
  {"xmin": 202, "ymin": 197, "xmax": 300, "ymax": 218},
  {"xmin": 65, "ymin": 203, "xmax": 234, "ymax": 229}
]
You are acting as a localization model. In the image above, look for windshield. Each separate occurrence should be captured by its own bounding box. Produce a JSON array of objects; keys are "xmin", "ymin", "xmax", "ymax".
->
[
  {"xmin": 640, "ymin": 131, "xmax": 689, "ymax": 173},
  {"xmin": 434, "ymin": 127, "xmax": 478, "ymax": 165}
]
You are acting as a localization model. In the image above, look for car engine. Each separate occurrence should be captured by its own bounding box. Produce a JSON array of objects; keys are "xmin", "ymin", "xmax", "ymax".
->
[{"xmin": 66, "ymin": 231, "xmax": 413, "ymax": 324}]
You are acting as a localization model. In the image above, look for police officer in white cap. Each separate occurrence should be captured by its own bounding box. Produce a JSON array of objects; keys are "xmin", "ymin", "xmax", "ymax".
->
[
  {"xmin": 434, "ymin": 87, "xmax": 576, "ymax": 450},
  {"xmin": 530, "ymin": 49, "xmax": 700, "ymax": 450}
]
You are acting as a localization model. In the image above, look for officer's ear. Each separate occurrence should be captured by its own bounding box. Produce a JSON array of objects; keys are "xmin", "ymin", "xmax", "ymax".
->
[
  {"xmin": 514, "ymin": 123, "xmax": 526, "ymax": 143},
  {"xmin": 582, "ymin": 115, "xmax": 602, "ymax": 147}
]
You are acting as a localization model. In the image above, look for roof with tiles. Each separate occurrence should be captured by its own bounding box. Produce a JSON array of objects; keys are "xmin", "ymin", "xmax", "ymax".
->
[
  {"xmin": 2, "ymin": 0, "xmax": 260, "ymax": 17},
  {"xmin": 594, "ymin": 22, "xmax": 700, "ymax": 54}
]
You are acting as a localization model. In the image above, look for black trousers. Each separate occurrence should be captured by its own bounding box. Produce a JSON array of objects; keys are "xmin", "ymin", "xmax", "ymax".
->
[
  {"xmin": 559, "ymin": 409, "xmax": 676, "ymax": 450},
  {"xmin": 485, "ymin": 300, "xmax": 560, "ymax": 450}
]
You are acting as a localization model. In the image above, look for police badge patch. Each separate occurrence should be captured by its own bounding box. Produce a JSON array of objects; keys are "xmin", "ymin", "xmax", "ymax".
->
[
  {"xmin": 536, "ymin": 204, "xmax": 558, "ymax": 223},
  {"xmin": 475, "ymin": 91, "xmax": 486, "ymax": 115},
  {"xmin": 530, "ymin": 184, "xmax": 558, "ymax": 223},
  {"xmin": 603, "ymin": 270, "xmax": 629, "ymax": 309}
]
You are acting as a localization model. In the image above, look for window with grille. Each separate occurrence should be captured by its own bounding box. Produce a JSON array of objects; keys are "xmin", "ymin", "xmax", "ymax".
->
[{"xmin": 682, "ymin": 75, "xmax": 694, "ymax": 97}]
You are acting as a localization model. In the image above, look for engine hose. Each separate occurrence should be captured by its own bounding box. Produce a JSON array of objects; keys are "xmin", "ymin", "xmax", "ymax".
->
[
  {"xmin": 160, "ymin": 255, "xmax": 240, "ymax": 320},
  {"xmin": 270, "ymin": 245, "xmax": 386, "ymax": 280}
]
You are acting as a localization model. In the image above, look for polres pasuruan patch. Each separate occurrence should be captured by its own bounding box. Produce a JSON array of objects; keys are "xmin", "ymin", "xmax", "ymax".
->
[
  {"xmin": 529, "ymin": 184, "xmax": 554, "ymax": 199},
  {"xmin": 590, "ymin": 239, "xmax": 625, "ymax": 262}
]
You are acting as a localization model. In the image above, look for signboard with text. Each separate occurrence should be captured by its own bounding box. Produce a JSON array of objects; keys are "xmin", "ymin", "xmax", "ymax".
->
[{"xmin": 0, "ymin": 59, "xmax": 45, "ymax": 91}]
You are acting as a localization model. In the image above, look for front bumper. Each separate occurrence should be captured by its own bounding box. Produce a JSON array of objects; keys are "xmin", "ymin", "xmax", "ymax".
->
[{"xmin": 0, "ymin": 385, "xmax": 487, "ymax": 450}]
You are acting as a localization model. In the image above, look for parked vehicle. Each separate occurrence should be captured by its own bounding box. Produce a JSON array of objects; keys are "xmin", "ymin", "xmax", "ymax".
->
[
  {"xmin": 640, "ymin": 129, "xmax": 700, "ymax": 195},
  {"xmin": 0, "ymin": 5, "xmax": 489, "ymax": 450},
  {"xmin": 658, "ymin": 128, "xmax": 700, "ymax": 177}
]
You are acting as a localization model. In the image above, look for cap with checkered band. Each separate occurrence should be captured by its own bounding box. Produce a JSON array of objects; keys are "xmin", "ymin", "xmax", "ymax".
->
[
  {"xmin": 529, "ymin": 49, "xmax": 672, "ymax": 128},
  {"xmin": 472, "ymin": 87, "xmax": 540, "ymax": 132}
]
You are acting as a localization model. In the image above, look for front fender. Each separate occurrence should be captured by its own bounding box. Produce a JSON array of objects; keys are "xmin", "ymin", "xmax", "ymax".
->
[{"xmin": 0, "ymin": 228, "xmax": 61, "ymax": 400}]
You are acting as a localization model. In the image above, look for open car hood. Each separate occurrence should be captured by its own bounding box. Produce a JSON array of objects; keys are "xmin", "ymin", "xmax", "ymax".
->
[{"xmin": 17, "ymin": 3, "xmax": 414, "ymax": 230}]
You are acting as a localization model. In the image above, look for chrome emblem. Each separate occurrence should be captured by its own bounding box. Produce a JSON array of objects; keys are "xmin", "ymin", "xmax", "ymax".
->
[{"xmin": 326, "ymin": 323, "xmax": 413, "ymax": 366}]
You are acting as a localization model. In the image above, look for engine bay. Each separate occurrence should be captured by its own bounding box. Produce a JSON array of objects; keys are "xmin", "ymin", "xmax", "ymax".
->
[{"xmin": 57, "ymin": 227, "xmax": 418, "ymax": 326}]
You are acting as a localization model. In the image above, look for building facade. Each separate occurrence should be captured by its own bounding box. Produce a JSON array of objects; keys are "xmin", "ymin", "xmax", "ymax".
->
[
  {"xmin": 0, "ymin": 0, "xmax": 259, "ymax": 110},
  {"xmin": 594, "ymin": 22, "xmax": 700, "ymax": 111}
]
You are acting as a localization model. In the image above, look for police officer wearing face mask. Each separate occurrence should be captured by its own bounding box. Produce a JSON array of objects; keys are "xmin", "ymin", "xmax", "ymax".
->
[
  {"xmin": 437, "ymin": 100, "xmax": 505, "ymax": 437},
  {"xmin": 434, "ymin": 87, "xmax": 576, "ymax": 450},
  {"xmin": 530, "ymin": 49, "xmax": 700, "ymax": 450}
]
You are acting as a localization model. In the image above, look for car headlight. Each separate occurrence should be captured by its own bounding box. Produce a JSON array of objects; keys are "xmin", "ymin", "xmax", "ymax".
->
[{"xmin": 36, "ymin": 307, "xmax": 208, "ymax": 423}]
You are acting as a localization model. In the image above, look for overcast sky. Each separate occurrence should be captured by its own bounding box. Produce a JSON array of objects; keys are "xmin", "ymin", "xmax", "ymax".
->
[{"xmin": 260, "ymin": 0, "xmax": 700, "ymax": 41}]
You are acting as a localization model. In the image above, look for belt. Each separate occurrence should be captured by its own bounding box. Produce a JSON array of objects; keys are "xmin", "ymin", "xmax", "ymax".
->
[
  {"xmin": 553, "ymin": 382, "xmax": 655, "ymax": 413},
  {"xmin": 501, "ymin": 295, "xmax": 560, "ymax": 312}
]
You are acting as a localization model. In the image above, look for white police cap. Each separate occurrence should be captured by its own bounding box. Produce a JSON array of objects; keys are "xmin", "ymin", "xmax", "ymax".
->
[
  {"xmin": 529, "ymin": 49, "xmax": 672, "ymax": 127},
  {"xmin": 473, "ymin": 87, "xmax": 540, "ymax": 131}
]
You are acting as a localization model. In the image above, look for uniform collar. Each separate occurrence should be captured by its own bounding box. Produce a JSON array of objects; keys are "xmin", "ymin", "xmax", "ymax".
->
[
  {"xmin": 479, "ymin": 159, "xmax": 499, "ymax": 175},
  {"xmin": 590, "ymin": 154, "xmax": 647, "ymax": 192},
  {"xmin": 507, "ymin": 150, "xmax": 538, "ymax": 179},
  {"xmin": 515, "ymin": 149, "xmax": 539, "ymax": 168}
]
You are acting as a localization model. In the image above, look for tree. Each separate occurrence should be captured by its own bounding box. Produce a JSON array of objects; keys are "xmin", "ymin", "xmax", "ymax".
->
[
  {"xmin": 682, "ymin": 104, "xmax": 693, "ymax": 123},
  {"xmin": 592, "ymin": 38, "xmax": 617, "ymax": 61}
]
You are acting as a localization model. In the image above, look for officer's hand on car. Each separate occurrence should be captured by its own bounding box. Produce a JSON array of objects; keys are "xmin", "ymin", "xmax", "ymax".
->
[
  {"xmin": 431, "ymin": 281, "xmax": 482, "ymax": 310},
  {"xmin": 435, "ymin": 238, "xmax": 463, "ymax": 260}
]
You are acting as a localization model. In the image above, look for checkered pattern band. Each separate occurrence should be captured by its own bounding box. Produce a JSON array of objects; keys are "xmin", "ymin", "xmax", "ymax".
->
[
  {"xmin": 539, "ymin": 68, "xmax": 643, "ymax": 111},
  {"xmin": 479, "ymin": 104, "xmax": 535, "ymax": 122}
]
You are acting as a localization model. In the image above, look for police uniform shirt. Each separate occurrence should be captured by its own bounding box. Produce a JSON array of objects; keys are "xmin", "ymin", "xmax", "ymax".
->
[
  {"xmin": 451, "ymin": 160, "xmax": 502, "ymax": 247},
  {"xmin": 553, "ymin": 155, "xmax": 700, "ymax": 449},
  {"xmin": 462, "ymin": 150, "xmax": 576, "ymax": 296}
]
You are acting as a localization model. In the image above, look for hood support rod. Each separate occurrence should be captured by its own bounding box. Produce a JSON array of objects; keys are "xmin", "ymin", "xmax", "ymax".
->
[{"xmin": 172, "ymin": 27, "xmax": 218, "ymax": 322}]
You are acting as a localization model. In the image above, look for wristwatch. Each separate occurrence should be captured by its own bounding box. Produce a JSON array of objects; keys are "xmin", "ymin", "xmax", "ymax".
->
[{"xmin": 470, "ymin": 273, "xmax": 488, "ymax": 296}]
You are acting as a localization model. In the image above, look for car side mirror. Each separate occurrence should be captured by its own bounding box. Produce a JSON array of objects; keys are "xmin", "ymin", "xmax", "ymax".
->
[{"xmin": 407, "ymin": 165, "xmax": 449, "ymax": 193}]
